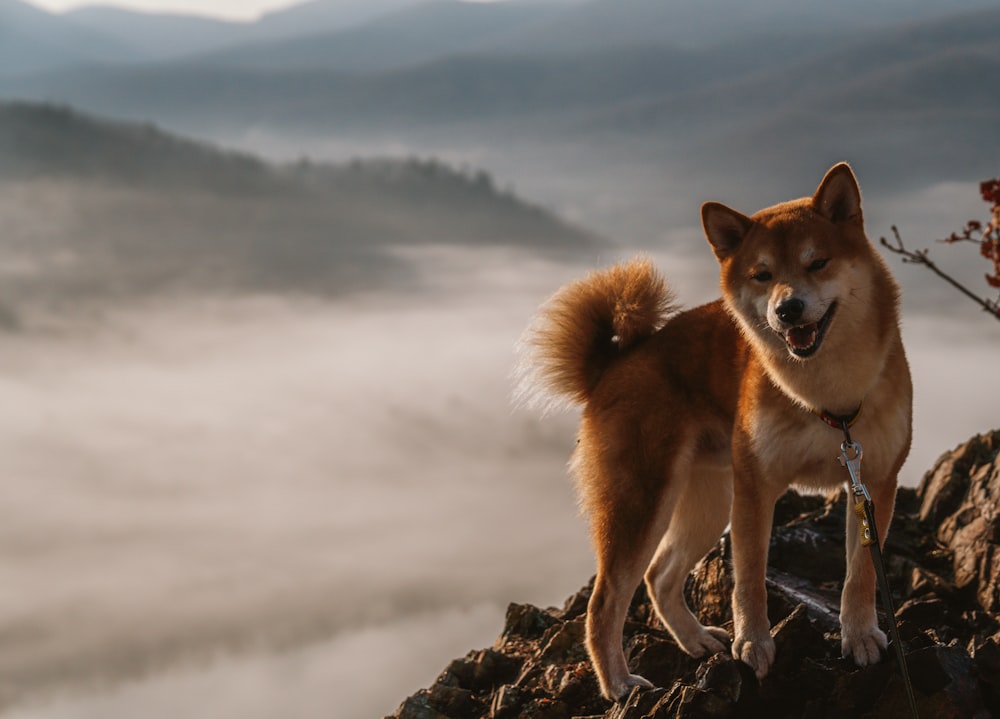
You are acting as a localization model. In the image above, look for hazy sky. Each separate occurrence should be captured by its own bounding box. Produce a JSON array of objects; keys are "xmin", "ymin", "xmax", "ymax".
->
[
  {"xmin": 28, "ymin": 0, "xmax": 298, "ymax": 20},
  {"xmin": 27, "ymin": 0, "xmax": 498, "ymax": 21}
]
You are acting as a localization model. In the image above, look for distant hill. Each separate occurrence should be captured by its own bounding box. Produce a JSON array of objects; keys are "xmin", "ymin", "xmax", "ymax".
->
[
  {"xmin": 244, "ymin": 0, "xmax": 437, "ymax": 43},
  {"xmin": 4, "ymin": 2, "xmax": 996, "ymax": 132},
  {"xmin": 190, "ymin": 0, "xmax": 565, "ymax": 72},
  {"xmin": 60, "ymin": 5, "xmax": 249, "ymax": 61},
  {"xmin": 2, "ymin": 0, "xmax": 997, "ymax": 250},
  {"xmin": 0, "ymin": 0, "xmax": 136, "ymax": 74},
  {"xmin": 3, "ymin": 3, "xmax": 996, "ymax": 198},
  {"xmin": 61, "ymin": 0, "xmax": 424, "ymax": 62},
  {"xmin": 484, "ymin": 0, "xmax": 996, "ymax": 54},
  {"xmin": 14, "ymin": 0, "xmax": 995, "ymax": 71},
  {"xmin": 580, "ymin": 6, "xmax": 1000, "ymax": 191},
  {"xmin": 0, "ymin": 102, "xmax": 597, "ymax": 324},
  {"xmin": 0, "ymin": 101, "xmax": 278, "ymax": 191}
]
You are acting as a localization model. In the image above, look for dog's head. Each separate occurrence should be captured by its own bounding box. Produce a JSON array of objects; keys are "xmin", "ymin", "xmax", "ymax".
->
[{"xmin": 701, "ymin": 163, "xmax": 874, "ymax": 361}]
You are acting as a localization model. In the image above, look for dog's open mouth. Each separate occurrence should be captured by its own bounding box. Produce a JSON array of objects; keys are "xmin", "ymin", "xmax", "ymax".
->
[{"xmin": 783, "ymin": 302, "xmax": 837, "ymax": 358}]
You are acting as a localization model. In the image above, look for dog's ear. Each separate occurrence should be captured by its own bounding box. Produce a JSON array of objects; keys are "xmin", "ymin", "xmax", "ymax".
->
[
  {"xmin": 813, "ymin": 163, "xmax": 862, "ymax": 224},
  {"xmin": 702, "ymin": 202, "xmax": 752, "ymax": 261}
]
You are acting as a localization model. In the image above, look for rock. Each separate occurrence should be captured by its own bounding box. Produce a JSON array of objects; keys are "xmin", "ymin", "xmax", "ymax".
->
[
  {"xmin": 670, "ymin": 684, "xmax": 734, "ymax": 718},
  {"xmin": 393, "ymin": 693, "xmax": 455, "ymax": 719},
  {"xmin": 440, "ymin": 648, "xmax": 523, "ymax": 693},
  {"xmin": 496, "ymin": 603, "xmax": 560, "ymax": 647},
  {"xmin": 424, "ymin": 683, "xmax": 480, "ymax": 717},
  {"xmin": 387, "ymin": 430, "xmax": 1000, "ymax": 719},
  {"xmin": 917, "ymin": 429, "xmax": 1000, "ymax": 613},
  {"xmin": 684, "ymin": 540, "xmax": 733, "ymax": 629},
  {"xmin": 973, "ymin": 637, "xmax": 1000, "ymax": 715},
  {"xmin": 489, "ymin": 684, "xmax": 524, "ymax": 719},
  {"xmin": 560, "ymin": 581, "xmax": 592, "ymax": 621},
  {"xmin": 606, "ymin": 686, "xmax": 670, "ymax": 719},
  {"xmin": 695, "ymin": 653, "xmax": 756, "ymax": 706},
  {"xmin": 539, "ymin": 620, "xmax": 588, "ymax": 664},
  {"xmin": 625, "ymin": 634, "xmax": 700, "ymax": 690},
  {"xmin": 874, "ymin": 644, "xmax": 990, "ymax": 719},
  {"xmin": 770, "ymin": 604, "xmax": 833, "ymax": 670}
]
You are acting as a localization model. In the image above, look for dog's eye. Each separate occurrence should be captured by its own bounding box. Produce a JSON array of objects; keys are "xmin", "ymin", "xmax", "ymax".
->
[
  {"xmin": 751, "ymin": 270, "xmax": 772, "ymax": 282},
  {"xmin": 807, "ymin": 258, "xmax": 829, "ymax": 272}
]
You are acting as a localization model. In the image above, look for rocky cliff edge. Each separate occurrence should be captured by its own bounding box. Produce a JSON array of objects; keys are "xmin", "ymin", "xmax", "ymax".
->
[{"xmin": 390, "ymin": 429, "xmax": 1000, "ymax": 719}]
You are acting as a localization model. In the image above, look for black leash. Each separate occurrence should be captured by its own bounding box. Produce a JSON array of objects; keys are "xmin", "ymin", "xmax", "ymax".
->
[{"xmin": 836, "ymin": 425, "xmax": 920, "ymax": 719}]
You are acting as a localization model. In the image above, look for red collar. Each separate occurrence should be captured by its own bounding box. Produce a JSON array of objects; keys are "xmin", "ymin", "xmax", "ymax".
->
[{"xmin": 812, "ymin": 401, "xmax": 863, "ymax": 430}]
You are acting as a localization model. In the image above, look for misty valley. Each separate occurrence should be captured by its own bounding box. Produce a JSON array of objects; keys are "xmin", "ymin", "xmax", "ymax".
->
[
  {"xmin": 0, "ymin": 102, "xmax": 596, "ymax": 330},
  {"xmin": 0, "ymin": 103, "xmax": 599, "ymax": 717},
  {"xmin": 0, "ymin": 0, "xmax": 998, "ymax": 717}
]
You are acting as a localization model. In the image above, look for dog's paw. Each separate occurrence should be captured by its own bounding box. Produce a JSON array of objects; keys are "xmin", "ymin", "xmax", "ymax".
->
[
  {"xmin": 842, "ymin": 626, "xmax": 887, "ymax": 666},
  {"xmin": 732, "ymin": 634, "xmax": 775, "ymax": 680},
  {"xmin": 605, "ymin": 673, "xmax": 654, "ymax": 701},
  {"xmin": 676, "ymin": 625, "xmax": 730, "ymax": 658}
]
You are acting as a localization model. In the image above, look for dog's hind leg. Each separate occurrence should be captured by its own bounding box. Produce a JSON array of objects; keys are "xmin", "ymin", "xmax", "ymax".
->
[
  {"xmin": 584, "ymin": 467, "xmax": 681, "ymax": 700},
  {"xmin": 645, "ymin": 459, "xmax": 732, "ymax": 657}
]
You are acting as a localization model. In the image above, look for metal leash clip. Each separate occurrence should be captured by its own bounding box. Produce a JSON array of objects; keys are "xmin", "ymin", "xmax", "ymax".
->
[
  {"xmin": 838, "ymin": 440, "xmax": 865, "ymax": 494},
  {"xmin": 839, "ymin": 441, "xmax": 874, "ymax": 547}
]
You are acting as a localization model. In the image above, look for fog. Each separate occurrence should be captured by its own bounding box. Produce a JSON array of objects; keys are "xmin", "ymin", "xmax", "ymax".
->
[
  {"xmin": 0, "ymin": 202, "xmax": 995, "ymax": 718},
  {"xmin": 0, "ymin": 248, "xmax": 593, "ymax": 716}
]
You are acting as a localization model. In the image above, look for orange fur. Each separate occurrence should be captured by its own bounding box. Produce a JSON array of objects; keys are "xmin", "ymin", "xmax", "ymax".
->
[
  {"xmin": 518, "ymin": 164, "xmax": 913, "ymax": 701},
  {"xmin": 515, "ymin": 257, "xmax": 677, "ymax": 410}
]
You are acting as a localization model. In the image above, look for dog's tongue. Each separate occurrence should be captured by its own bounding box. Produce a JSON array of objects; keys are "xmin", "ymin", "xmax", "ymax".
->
[{"xmin": 786, "ymin": 323, "xmax": 818, "ymax": 350}]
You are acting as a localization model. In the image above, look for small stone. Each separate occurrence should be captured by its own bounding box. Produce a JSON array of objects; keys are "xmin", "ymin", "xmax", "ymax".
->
[
  {"xmin": 673, "ymin": 684, "xmax": 734, "ymax": 718},
  {"xmin": 695, "ymin": 654, "xmax": 751, "ymax": 704},
  {"xmin": 425, "ymin": 683, "xmax": 479, "ymax": 716},
  {"xmin": 907, "ymin": 642, "xmax": 972, "ymax": 694},
  {"xmin": 973, "ymin": 637, "xmax": 1000, "ymax": 714},
  {"xmin": 561, "ymin": 581, "xmax": 592, "ymax": 620},
  {"xmin": 895, "ymin": 596, "xmax": 951, "ymax": 626},
  {"xmin": 539, "ymin": 620, "xmax": 588, "ymax": 664},
  {"xmin": 604, "ymin": 686, "xmax": 668, "ymax": 719},
  {"xmin": 490, "ymin": 684, "xmax": 524, "ymax": 719},
  {"xmin": 830, "ymin": 662, "xmax": 891, "ymax": 713},
  {"xmin": 685, "ymin": 542, "xmax": 735, "ymax": 629},
  {"xmin": 496, "ymin": 603, "xmax": 559, "ymax": 646},
  {"xmin": 906, "ymin": 565, "xmax": 953, "ymax": 599},
  {"xmin": 625, "ymin": 634, "xmax": 700, "ymax": 688},
  {"xmin": 392, "ymin": 692, "xmax": 452, "ymax": 719},
  {"xmin": 553, "ymin": 661, "xmax": 603, "ymax": 709},
  {"xmin": 771, "ymin": 604, "xmax": 832, "ymax": 669},
  {"xmin": 443, "ymin": 649, "xmax": 523, "ymax": 693}
]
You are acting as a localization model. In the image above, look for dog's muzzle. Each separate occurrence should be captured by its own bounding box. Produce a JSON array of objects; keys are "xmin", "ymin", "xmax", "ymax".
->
[{"xmin": 780, "ymin": 302, "xmax": 837, "ymax": 358}]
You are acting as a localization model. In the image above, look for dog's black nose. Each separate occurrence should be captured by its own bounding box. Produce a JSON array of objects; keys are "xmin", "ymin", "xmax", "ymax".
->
[{"xmin": 776, "ymin": 298, "xmax": 805, "ymax": 324}]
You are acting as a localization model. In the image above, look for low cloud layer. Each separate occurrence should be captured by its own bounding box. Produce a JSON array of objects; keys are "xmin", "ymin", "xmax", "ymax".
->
[{"xmin": 0, "ymin": 229, "xmax": 995, "ymax": 718}]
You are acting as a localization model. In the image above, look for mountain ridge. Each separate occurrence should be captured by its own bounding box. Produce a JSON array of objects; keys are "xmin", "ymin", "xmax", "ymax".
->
[
  {"xmin": 3, "ymin": 3, "xmax": 995, "ymax": 196},
  {"xmin": 61, "ymin": 0, "xmax": 424, "ymax": 61},
  {"xmin": 0, "ymin": 101, "xmax": 599, "ymax": 325}
]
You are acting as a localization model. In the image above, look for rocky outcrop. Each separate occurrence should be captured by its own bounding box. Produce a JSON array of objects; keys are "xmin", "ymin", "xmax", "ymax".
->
[
  {"xmin": 389, "ymin": 430, "xmax": 1000, "ymax": 719},
  {"xmin": 918, "ymin": 430, "xmax": 1000, "ymax": 616}
]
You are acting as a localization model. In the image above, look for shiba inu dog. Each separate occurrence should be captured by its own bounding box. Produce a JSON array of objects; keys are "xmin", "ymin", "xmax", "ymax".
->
[{"xmin": 517, "ymin": 163, "xmax": 912, "ymax": 700}]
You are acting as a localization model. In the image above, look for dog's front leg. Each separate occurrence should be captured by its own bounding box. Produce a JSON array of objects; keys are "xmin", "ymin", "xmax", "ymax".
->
[
  {"xmin": 840, "ymin": 478, "xmax": 896, "ymax": 665},
  {"xmin": 729, "ymin": 472, "xmax": 780, "ymax": 680}
]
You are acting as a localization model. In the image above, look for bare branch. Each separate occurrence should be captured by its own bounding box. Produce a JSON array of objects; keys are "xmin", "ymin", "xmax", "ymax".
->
[{"xmin": 880, "ymin": 226, "xmax": 1000, "ymax": 322}]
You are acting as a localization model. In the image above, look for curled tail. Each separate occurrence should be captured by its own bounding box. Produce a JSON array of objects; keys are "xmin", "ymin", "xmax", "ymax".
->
[{"xmin": 515, "ymin": 256, "xmax": 677, "ymax": 411}]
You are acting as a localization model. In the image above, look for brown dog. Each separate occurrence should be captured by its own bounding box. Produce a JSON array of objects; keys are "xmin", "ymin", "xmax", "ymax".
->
[{"xmin": 517, "ymin": 163, "xmax": 912, "ymax": 700}]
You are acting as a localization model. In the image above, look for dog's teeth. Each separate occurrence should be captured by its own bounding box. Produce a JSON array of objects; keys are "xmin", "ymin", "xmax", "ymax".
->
[{"xmin": 786, "ymin": 324, "xmax": 818, "ymax": 350}]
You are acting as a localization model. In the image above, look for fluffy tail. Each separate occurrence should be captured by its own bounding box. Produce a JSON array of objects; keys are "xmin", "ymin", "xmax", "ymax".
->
[{"xmin": 515, "ymin": 257, "xmax": 677, "ymax": 411}]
